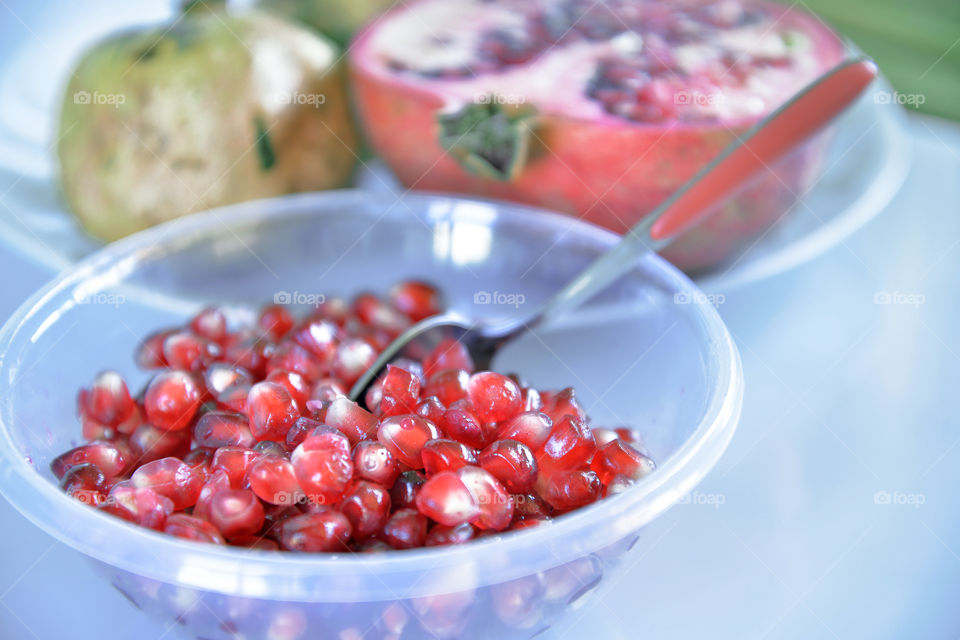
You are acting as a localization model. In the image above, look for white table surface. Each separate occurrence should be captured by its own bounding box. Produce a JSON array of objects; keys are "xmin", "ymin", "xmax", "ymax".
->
[{"xmin": 2, "ymin": 3, "xmax": 960, "ymax": 639}]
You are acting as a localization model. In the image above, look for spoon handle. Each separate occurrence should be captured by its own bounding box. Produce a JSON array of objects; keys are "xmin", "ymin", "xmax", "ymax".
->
[{"xmin": 528, "ymin": 57, "xmax": 878, "ymax": 327}]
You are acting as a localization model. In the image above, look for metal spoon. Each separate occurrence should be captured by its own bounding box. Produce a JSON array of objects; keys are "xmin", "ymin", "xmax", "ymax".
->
[{"xmin": 349, "ymin": 58, "xmax": 879, "ymax": 403}]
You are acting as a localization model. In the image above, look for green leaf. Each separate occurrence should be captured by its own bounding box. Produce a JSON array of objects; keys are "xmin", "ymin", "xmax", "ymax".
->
[
  {"xmin": 254, "ymin": 116, "xmax": 276, "ymax": 171},
  {"xmin": 436, "ymin": 100, "xmax": 536, "ymax": 181}
]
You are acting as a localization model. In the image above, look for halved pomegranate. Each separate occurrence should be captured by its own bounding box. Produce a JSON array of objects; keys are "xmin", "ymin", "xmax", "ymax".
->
[{"xmin": 350, "ymin": 0, "xmax": 845, "ymax": 271}]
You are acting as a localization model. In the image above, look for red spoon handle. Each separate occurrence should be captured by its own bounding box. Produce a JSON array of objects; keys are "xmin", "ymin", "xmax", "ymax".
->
[{"xmin": 649, "ymin": 58, "xmax": 879, "ymax": 243}]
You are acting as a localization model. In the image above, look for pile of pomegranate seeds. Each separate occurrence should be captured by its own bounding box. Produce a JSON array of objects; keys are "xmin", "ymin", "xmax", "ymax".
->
[{"xmin": 52, "ymin": 280, "xmax": 655, "ymax": 552}]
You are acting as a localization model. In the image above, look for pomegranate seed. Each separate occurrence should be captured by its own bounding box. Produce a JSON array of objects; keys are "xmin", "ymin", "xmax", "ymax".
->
[
  {"xmin": 512, "ymin": 492, "xmax": 550, "ymax": 521},
  {"xmin": 591, "ymin": 427, "xmax": 620, "ymax": 447},
  {"xmin": 541, "ymin": 387, "xmax": 586, "ymax": 424},
  {"xmin": 310, "ymin": 296, "xmax": 350, "ymax": 325},
  {"xmin": 440, "ymin": 401, "xmax": 494, "ymax": 449},
  {"xmin": 497, "ymin": 411, "xmax": 552, "ymax": 450},
  {"xmin": 364, "ymin": 379, "xmax": 383, "ymax": 415},
  {"xmin": 379, "ymin": 365, "xmax": 421, "ymax": 417},
  {"xmin": 136, "ymin": 330, "xmax": 172, "ymax": 369},
  {"xmin": 254, "ymin": 440, "xmax": 286, "ymax": 457},
  {"xmin": 291, "ymin": 318, "xmax": 340, "ymax": 362},
  {"xmin": 615, "ymin": 427, "xmax": 647, "ymax": 449},
  {"xmin": 423, "ymin": 339, "xmax": 474, "ymax": 377},
  {"xmin": 81, "ymin": 371, "xmax": 135, "ymax": 426},
  {"xmin": 51, "ymin": 441, "xmax": 128, "ymax": 479},
  {"xmin": 604, "ymin": 474, "xmax": 635, "ymax": 497},
  {"xmin": 323, "ymin": 396, "xmax": 379, "ymax": 446},
  {"xmin": 310, "ymin": 378, "xmax": 346, "ymax": 404},
  {"xmin": 415, "ymin": 471, "xmax": 479, "ymax": 526},
  {"xmin": 458, "ymin": 466, "xmax": 513, "ymax": 530},
  {"xmin": 340, "ymin": 480, "xmax": 391, "ymax": 539},
  {"xmin": 267, "ymin": 341, "xmax": 324, "ymax": 381},
  {"xmin": 193, "ymin": 467, "xmax": 231, "ymax": 520},
  {"xmin": 492, "ymin": 575, "xmax": 546, "ymax": 629},
  {"xmin": 143, "ymin": 371, "xmax": 202, "ymax": 431},
  {"xmin": 279, "ymin": 511, "xmax": 352, "ymax": 552},
  {"xmin": 510, "ymin": 517, "xmax": 550, "ymax": 530},
  {"xmin": 537, "ymin": 469, "xmax": 601, "ymax": 511},
  {"xmin": 292, "ymin": 430, "xmax": 354, "ymax": 505},
  {"xmin": 223, "ymin": 332, "xmax": 273, "ymax": 378},
  {"xmin": 378, "ymin": 414, "xmax": 441, "ymax": 468},
  {"xmin": 353, "ymin": 292, "xmax": 410, "ymax": 335},
  {"xmin": 211, "ymin": 446, "xmax": 259, "ymax": 488},
  {"xmin": 115, "ymin": 403, "xmax": 143, "ymax": 435},
  {"xmin": 265, "ymin": 370, "xmax": 310, "ymax": 408},
  {"xmin": 331, "ymin": 338, "xmax": 378, "ymax": 386},
  {"xmin": 478, "ymin": 439, "xmax": 537, "ymax": 492},
  {"xmin": 246, "ymin": 381, "xmax": 301, "ymax": 442},
  {"xmin": 189, "ymin": 307, "xmax": 228, "ymax": 343},
  {"xmin": 131, "ymin": 457, "xmax": 203, "ymax": 510},
  {"xmin": 520, "ymin": 387, "xmax": 542, "ymax": 412},
  {"xmin": 388, "ymin": 280, "xmax": 442, "ymax": 321},
  {"xmin": 353, "ymin": 440, "xmax": 400, "ymax": 486},
  {"xmin": 391, "ymin": 470, "xmax": 425, "ymax": 510},
  {"xmin": 284, "ymin": 416, "xmax": 322, "ymax": 452},
  {"xmin": 422, "ymin": 438, "xmax": 477, "ymax": 475},
  {"xmin": 258, "ymin": 304, "xmax": 295, "ymax": 340},
  {"xmin": 467, "ymin": 372, "xmax": 522, "ymax": 423},
  {"xmin": 164, "ymin": 513, "xmax": 225, "ymax": 544},
  {"xmin": 183, "ymin": 447, "xmax": 214, "ymax": 480},
  {"xmin": 590, "ymin": 439, "xmax": 655, "ymax": 484},
  {"xmin": 129, "ymin": 422, "xmax": 191, "ymax": 464},
  {"xmin": 235, "ymin": 537, "xmax": 279, "ymax": 551},
  {"xmin": 382, "ymin": 508, "xmax": 428, "ymax": 549},
  {"xmin": 425, "ymin": 522, "xmax": 475, "ymax": 546},
  {"xmin": 162, "ymin": 331, "xmax": 219, "ymax": 372},
  {"xmin": 423, "ymin": 368, "xmax": 470, "ymax": 406},
  {"xmin": 537, "ymin": 415, "xmax": 597, "ymax": 475},
  {"xmin": 60, "ymin": 463, "xmax": 106, "ymax": 496},
  {"xmin": 246, "ymin": 455, "xmax": 302, "ymax": 505},
  {"xmin": 207, "ymin": 489, "xmax": 265, "ymax": 539},
  {"xmin": 101, "ymin": 483, "xmax": 174, "ymax": 530},
  {"xmin": 194, "ymin": 411, "xmax": 255, "ymax": 448},
  {"xmin": 416, "ymin": 396, "xmax": 446, "ymax": 425}
]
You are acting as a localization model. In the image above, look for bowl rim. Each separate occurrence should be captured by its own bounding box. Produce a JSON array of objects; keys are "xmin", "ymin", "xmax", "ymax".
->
[{"xmin": 0, "ymin": 189, "xmax": 743, "ymax": 601}]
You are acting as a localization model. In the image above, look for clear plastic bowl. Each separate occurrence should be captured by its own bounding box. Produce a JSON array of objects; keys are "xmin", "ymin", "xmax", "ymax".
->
[{"xmin": 0, "ymin": 191, "xmax": 743, "ymax": 639}]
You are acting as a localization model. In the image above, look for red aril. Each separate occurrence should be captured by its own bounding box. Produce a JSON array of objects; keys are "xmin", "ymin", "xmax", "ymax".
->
[
  {"xmin": 193, "ymin": 467, "xmax": 231, "ymax": 520},
  {"xmin": 284, "ymin": 416, "xmax": 322, "ymax": 452},
  {"xmin": 246, "ymin": 454, "xmax": 302, "ymax": 505},
  {"xmin": 292, "ymin": 431, "xmax": 354, "ymax": 505},
  {"xmin": 81, "ymin": 371, "xmax": 134, "ymax": 426},
  {"xmin": 136, "ymin": 330, "xmax": 172, "ymax": 369},
  {"xmin": 541, "ymin": 387, "xmax": 586, "ymax": 425},
  {"xmin": 421, "ymin": 438, "xmax": 477, "ymax": 475},
  {"xmin": 537, "ymin": 469, "xmax": 601, "ymax": 512},
  {"xmin": 416, "ymin": 471, "xmax": 479, "ymax": 526},
  {"xmin": 267, "ymin": 341, "xmax": 324, "ymax": 382},
  {"xmin": 536, "ymin": 415, "xmax": 597, "ymax": 475},
  {"xmin": 331, "ymin": 338, "xmax": 378, "ymax": 386},
  {"xmin": 129, "ymin": 422, "xmax": 191, "ymax": 464},
  {"xmin": 340, "ymin": 480, "xmax": 391, "ymax": 539},
  {"xmin": 458, "ymin": 465, "xmax": 513, "ymax": 530},
  {"xmin": 478, "ymin": 439, "xmax": 537, "ymax": 492},
  {"xmin": 352, "ymin": 292, "xmax": 410, "ymax": 335},
  {"xmin": 590, "ymin": 439, "xmax": 656, "ymax": 485},
  {"xmin": 423, "ymin": 368, "xmax": 469, "ymax": 406},
  {"xmin": 291, "ymin": 318, "xmax": 340, "ymax": 362},
  {"xmin": 258, "ymin": 304, "xmax": 294, "ymax": 340},
  {"xmin": 246, "ymin": 381, "xmax": 301, "ymax": 442},
  {"xmin": 223, "ymin": 331, "xmax": 273, "ymax": 378},
  {"xmin": 416, "ymin": 396, "xmax": 446, "ymax": 426},
  {"xmin": 377, "ymin": 414, "xmax": 441, "ymax": 468},
  {"xmin": 131, "ymin": 457, "xmax": 204, "ymax": 510},
  {"xmin": 323, "ymin": 396, "xmax": 379, "ymax": 446},
  {"xmin": 189, "ymin": 307, "xmax": 228, "ymax": 344},
  {"xmin": 440, "ymin": 401, "xmax": 494, "ymax": 450},
  {"xmin": 382, "ymin": 508, "xmax": 428, "ymax": 549},
  {"xmin": 60, "ymin": 463, "xmax": 106, "ymax": 505},
  {"xmin": 193, "ymin": 411, "xmax": 255, "ymax": 449},
  {"xmin": 423, "ymin": 339, "xmax": 474, "ymax": 378},
  {"xmin": 164, "ymin": 513, "xmax": 226, "ymax": 544},
  {"xmin": 102, "ymin": 483, "xmax": 174, "ymax": 530},
  {"xmin": 162, "ymin": 331, "xmax": 219, "ymax": 372},
  {"xmin": 266, "ymin": 370, "xmax": 310, "ymax": 409},
  {"xmin": 425, "ymin": 522, "xmax": 475, "ymax": 547},
  {"xmin": 310, "ymin": 378, "xmax": 346, "ymax": 404},
  {"xmin": 279, "ymin": 511, "xmax": 352, "ymax": 552},
  {"xmin": 591, "ymin": 427, "xmax": 620, "ymax": 447},
  {"xmin": 467, "ymin": 372, "xmax": 522, "ymax": 423},
  {"xmin": 211, "ymin": 446, "xmax": 259, "ymax": 488},
  {"xmin": 143, "ymin": 371, "xmax": 202, "ymax": 431},
  {"xmin": 183, "ymin": 447, "xmax": 214, "ymax": 481},
  {"xmin": 353, "ymin": 440, "xmax": 400, "ymax": 487},
  {"xmin": 379, "ymin": 365, "xmax": 422, "ymax": 416},
  {"xmin": 497, "ymin": 411, "xmax": 552, "ymax": 450},
  {"xmin": 390, "ymin": 470, "xmax": 425, "ymax": 510},
  {"xmin": 388, "ymin": 280, "xmax": 442, "ymax": 321},
  {"xmin": 512, "ymin": 492, "xmax": 550, "ymax": 522},
  {"xmin": 350, "ymin": 0, "xmax": 846, "ymax": 272},
  {"xmin": 207, "ymin": 489, "xmax": 265, "ymax": 539},
  {"xmin": 52, "ymin": 440, "xmax": 128, "ymax": 480}
]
